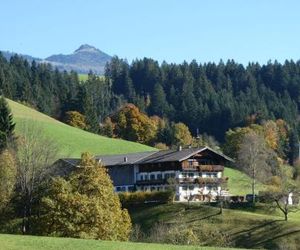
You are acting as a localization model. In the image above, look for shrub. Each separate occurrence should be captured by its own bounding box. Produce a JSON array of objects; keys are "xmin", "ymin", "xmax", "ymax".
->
[
  {"xmin": 148, "ymin": 222, "xmax": 199, "ymax": 245},
  {"xmin": 119, "ymin": 190, "xmax": 174, "ymax": 207}
]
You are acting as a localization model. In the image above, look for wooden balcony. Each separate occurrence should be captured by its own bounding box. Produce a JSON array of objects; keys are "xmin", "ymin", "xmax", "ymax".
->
[
  {"xmin": 182, "ymin": 163, "xmax": 224, "ymax": 171},
  {"xmin": 198, "ymin": 165, "xmax": 224, "ymax": 172},
  {"xmin": 177, "ymin": 177, "xmax": 196, "ymax": 184},
  {"xmin": 196, "ymin": 177, "xmax": 228, "ymax": 185}
]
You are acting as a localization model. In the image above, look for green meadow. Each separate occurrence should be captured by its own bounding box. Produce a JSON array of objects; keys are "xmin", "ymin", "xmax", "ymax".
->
[
  {"xmin": 8, "ymin": 99, "xmax": 155, "ymax": 158},
  {"xmin": 0, "ymin": 234, "xmax": 243, "ymax": 250}
]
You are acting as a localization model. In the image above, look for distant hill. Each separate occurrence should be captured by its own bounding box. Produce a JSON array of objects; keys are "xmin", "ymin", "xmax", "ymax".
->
[
  {"xmin": 1, "ymin": 51, "xmax": 42, "ymax": 63},
  {"xmin": 1, "ymin": 44, "xmax": 112, "ymax": 74},
  {"xmin": 8, "ymin": 99, "xmax": 155, "ymax": 158}
]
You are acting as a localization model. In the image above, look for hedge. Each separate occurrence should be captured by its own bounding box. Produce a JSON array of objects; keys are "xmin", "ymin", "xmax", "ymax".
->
[{"xmin": 119, "ymin": 190, "xmax": 174, "ymax": 206}]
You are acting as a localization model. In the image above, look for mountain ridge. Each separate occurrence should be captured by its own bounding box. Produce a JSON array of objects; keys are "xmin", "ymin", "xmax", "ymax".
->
[{"xmin": 0, "ymin": 44, "xmax": 112, "ymax": 75}]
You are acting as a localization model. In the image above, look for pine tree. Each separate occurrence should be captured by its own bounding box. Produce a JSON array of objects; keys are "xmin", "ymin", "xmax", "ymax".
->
[
  {"xmin": 150, "ymin": 83, "xmax": 169, "ymax": 116},
  {"xmin": 0, "ymin": 96, "xmax": 15, "ymax": 151}
]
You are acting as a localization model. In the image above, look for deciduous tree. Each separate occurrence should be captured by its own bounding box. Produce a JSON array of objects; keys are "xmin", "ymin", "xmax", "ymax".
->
[
  {"xmin": 64, "ymin": 111, "xmax": 87, "ymax": 130},
  {"xmin": 0, "ymin": 150, "xmax": 16, "ymax": 211},
  {"xmin": 39, "ymin": 152, "xmax": 131, "ymax": 240},
  {"xmin": 263, "ymin": 165, "xmax": 300, "ymax": 221},
  {"xmin": 15, "ymin": 122, "xmax": 58, "ymax": 234},
  {"xmin": 171, "ymin": 122, "xmax": 192, "ymax": 146},
  {"xmin": 237, "ymin": 132, "xmax": 275, "ymax": 204}
]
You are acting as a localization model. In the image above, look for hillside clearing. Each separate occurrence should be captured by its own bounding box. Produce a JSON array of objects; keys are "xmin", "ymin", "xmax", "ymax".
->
[
  {"xmin": 8, "ymin": 99, "xmax": 155, "ymax": 158},
  {"xmin": 224, "ymin": 168, "xmax": 265, "ymax": 195}
]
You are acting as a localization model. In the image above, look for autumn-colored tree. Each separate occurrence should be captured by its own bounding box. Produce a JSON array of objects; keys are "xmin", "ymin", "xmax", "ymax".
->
[
  {"xmin": 171, "ymin": 122, "xmax": 193, "ymax": 146},
  {"xmin": 0, "ymin": 150, "xmax": 16, "ymax": 211},
  {"xmin": 154, "ymin": 142, "xmax": 169, "ymax": 150},
  {"xmin": 39, "ymin": 152, "xmax": 131, "ymax": 240},
  {"xmin": 64, "ymin": 111, "xmax": 87, "ymax": 130},
  {"xmin": 223, "ymin": 124, "xmax": 263, "ymax": 159},
  {"xmin": 100, "ymin": 117, "xmax": 115, "ymax": 137},
  {"xmin": 111, "ymin": 104, "xmax": 157, "ymax": 145},
  {"xmin": 224, "ymin": 120, "xmax": 290, "ymax": 160},
  {"xmin": 262, "ymin": 120, "xmax": 279, "ymax": 150}
]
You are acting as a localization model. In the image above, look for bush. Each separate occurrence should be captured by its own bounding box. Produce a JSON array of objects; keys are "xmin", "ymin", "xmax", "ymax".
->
[
  {"xmin": 195, "ymin": 222, "xmax": 233, "ymax": 247},
  {"xmin": 119, "ymin": 191, "xmax": 174, "ymax": 207},
  {"xmin": 148, "ymin": 222, "xmax": 199, "ymax": 245}
]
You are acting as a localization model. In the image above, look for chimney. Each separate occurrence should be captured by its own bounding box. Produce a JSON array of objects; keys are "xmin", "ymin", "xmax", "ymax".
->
[
  {"xmin": 124, "ymin": 157, "xmax": 128, "ymax": 163},
  {"xmin": 178, "ymin": 145, "xmax": 182, "ymax": 151}
]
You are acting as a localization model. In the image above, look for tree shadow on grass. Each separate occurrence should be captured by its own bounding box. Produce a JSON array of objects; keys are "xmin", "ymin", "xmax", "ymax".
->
[
  {"xmin": 252, "ymin": 229, "xmax": 300, "ymax": 248},
  {"xmin": 185, "ymin": 212, "xmax": 221, "ymax": 223},
  {"xmin": 231, "ymin": 219, "xmax": 282, "ymax": 236},
  {"xmin": 232, "ymin": 219, "xmax": 300, "ymax": 249}
]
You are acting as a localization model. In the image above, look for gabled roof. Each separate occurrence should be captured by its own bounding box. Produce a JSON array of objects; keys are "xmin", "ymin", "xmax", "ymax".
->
[
  {"xmin": 95, "ymin": 151, "xmax": 156, "ymax": 166},
  {"xmin": 60, "ymin": 151, "xmax": 156, "ymax": 167},
  {"xmin": 58, "ymin": 147, "xmax": 233, "ymax": 168},
  {"xmin": 136, "ymin": 146, "xmax": 234, "ymax": 164}
]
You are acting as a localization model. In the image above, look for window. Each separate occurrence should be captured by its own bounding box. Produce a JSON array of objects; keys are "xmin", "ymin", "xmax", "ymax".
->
[
  {"xmin": 165, "ymin": 173, "xmax": 170, "ymax": 179},
  {"xmin": 206, "ymin": 185, "xmax": 217, "ymax": 191},
  {"xmin": 121, "ymin": 186, "xmax": 126, "ymax": 192},
  {"xmin": 182, "ymin": 186, "xmax": 188, "ymax": 191},
  {"xmin": 157, "ymin": 174, "xmax": 162, "ymax": 179},
  {"xmin": 116, "ymin": 187, "xmax": 121, "ymax": 192},
  {"xmin": 144, "ymin": 174, "xmax": 149, "ymax": 180},
  {"xmin": 151, "ymin": 186, "xmax": 156, "ymax": 191},
  {"xmin": 188, "ymin": 172, "xmax": 194, "ymax": 178},
  {"xmin": 140, "ymin": 175, "xmax": 144, "ymax": 181},
  {"xmin": 150, "ymin": 174, "xmax": 155, "ymax": 180},
  {"xmin": 189, "ymin": 185, "xmax": 194, "ymax": 191}
]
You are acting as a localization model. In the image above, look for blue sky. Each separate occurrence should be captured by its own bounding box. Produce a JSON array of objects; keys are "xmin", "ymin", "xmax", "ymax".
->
[{"xmin": 1, "ymin": 0, "xmax": 299, "ymax": 64}]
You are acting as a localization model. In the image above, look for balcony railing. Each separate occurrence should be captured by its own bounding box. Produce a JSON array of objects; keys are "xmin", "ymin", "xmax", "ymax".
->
[
  {"xmin": 196, "ymin": 177, "xmax": 228, "ymax": 184},
  {"xmin": 198, "ymin": 165, "xmax": 224, "ymax": 172},
  {"xmin": 177, "ymin": 177, "xmax": 195, "ymax": 183},
  {"xmin": 182, "ymin": 164, "xmax": 224, "ymax": 171},
  {"xmin": 136, "ymin": 179, "xmax": 167, "ymax": 185}
]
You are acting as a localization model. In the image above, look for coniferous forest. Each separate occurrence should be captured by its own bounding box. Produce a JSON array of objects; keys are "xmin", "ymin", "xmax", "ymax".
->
[{"xmin": 1, "ymin": 53, "xmax": 300, "ymax": 143}]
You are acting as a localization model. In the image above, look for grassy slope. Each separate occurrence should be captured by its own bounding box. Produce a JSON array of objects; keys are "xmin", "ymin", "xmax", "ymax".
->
[
  {"xmin": 78, "ymin": 74, "xmax": 105, "ymax": 82},
  {"xmin": 130, "ymin": 203, "xmax": 300, "ymax": 249},
  {"xmin": 8, "ymin": 99, "xmax": 155, "ymax": 158},
  {"xmin": 0, "ymin": 234, "xmax": 241, "ymax": 250},
  {"xmin": 78, "ymin": 73, "xmax": 89, "ymax": 81},
  {"xmin": 224, "ymin": 168, "xmax": 265, "ymax": 195}
]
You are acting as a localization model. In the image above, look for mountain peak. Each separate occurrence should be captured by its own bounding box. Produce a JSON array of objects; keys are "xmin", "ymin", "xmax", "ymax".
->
[
  {"xmin": 44, "ymin": 44, "xmax": 112, "ymax": 74},
  {"xmin": 74, "ymin": 44, "xmax": 99, "ymax": 53}
]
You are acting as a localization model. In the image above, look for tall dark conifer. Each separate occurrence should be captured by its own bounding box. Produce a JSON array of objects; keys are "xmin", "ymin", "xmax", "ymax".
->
[{"xmin": 0, "ymin": 96, "xmax": 15, "ymax": 151}]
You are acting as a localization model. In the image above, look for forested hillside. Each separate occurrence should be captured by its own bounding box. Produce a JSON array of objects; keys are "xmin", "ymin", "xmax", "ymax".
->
[
  {"xmin": 106, "ymin": 57, "xmax": 300, "ymax": 141},
  {"xmin": 1, "ymin": 53, "xmax": 300, "ymax": 143}
]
